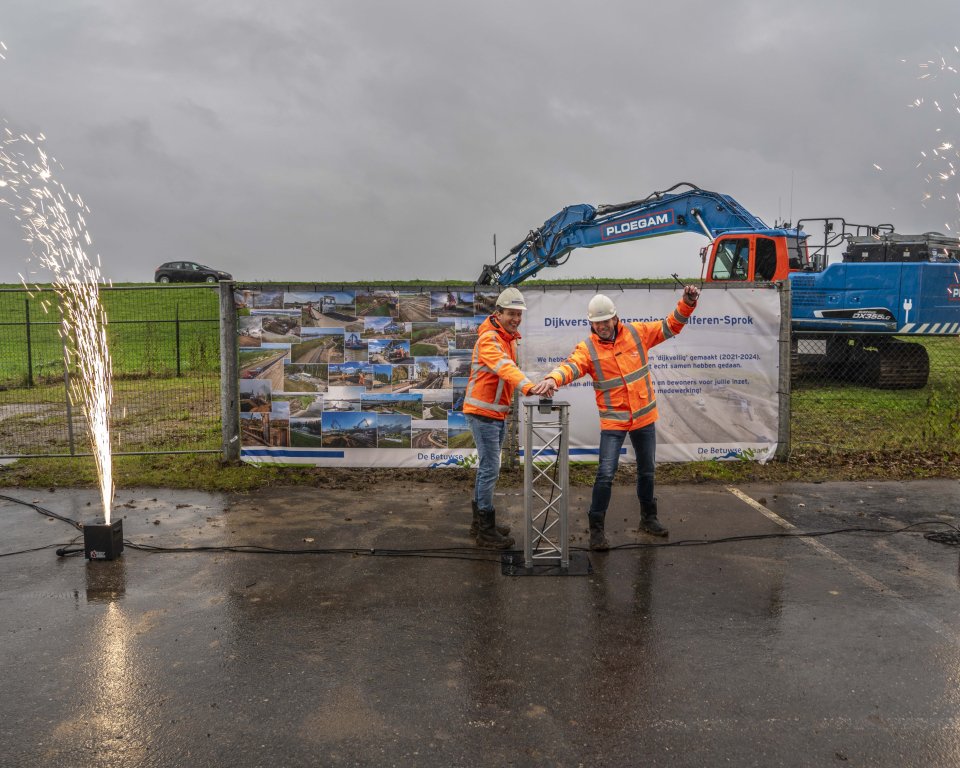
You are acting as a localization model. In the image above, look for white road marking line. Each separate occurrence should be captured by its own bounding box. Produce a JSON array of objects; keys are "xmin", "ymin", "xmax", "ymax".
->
[
  {"xmin": 725, "ymin": 486, "xmax": 959, "ymax": 644},
  {"xmin": 725, "ymin": 486, "xmax": 895, "ymax": 595}
]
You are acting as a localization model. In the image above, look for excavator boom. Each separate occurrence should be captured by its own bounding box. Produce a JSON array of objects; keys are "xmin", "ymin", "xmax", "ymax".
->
[{"xmin": 478, "ymin": 182, "xmax": 791, "ymax": 285}]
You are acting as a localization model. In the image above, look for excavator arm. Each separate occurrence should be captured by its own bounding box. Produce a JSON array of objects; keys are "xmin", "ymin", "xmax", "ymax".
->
[{"xmin": 477, "ymin": 182, "xmax": 773, "ymax": 285}]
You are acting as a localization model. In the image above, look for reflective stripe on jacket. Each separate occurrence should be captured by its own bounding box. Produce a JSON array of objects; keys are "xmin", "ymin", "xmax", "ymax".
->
[
  {"xmin": 547, "ymin": 299, "xmax": 695, "ymax": 431},
  {"xmin": 463, "ymin": 315, "xmax": 534, "ymax": 421}
]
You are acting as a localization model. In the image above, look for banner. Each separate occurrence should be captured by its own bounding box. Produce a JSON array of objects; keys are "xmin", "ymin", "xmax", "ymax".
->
[
  {"xmin": 235, "ymin": 287, "xmax": 494, "ymax": 467},
  {"xmin": 520, "ymin": 286, "xmax": 781, "ymax": 463},
  {"xmin": 234, "ymin": 285, "xmax": 781, "ymax": 467}
]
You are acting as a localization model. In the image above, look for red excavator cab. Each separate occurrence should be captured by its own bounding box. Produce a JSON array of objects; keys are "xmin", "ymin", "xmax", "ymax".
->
[{"xmin": 704, "ymin": 233, "xmax": 810, "ymax": 283}]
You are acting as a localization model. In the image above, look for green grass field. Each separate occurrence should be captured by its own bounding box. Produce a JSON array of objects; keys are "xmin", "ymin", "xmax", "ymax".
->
[
  {"xmin": 792, "ymin": 336, "xmax": 960, "ymax": 452},
  {"xmin": 0, "ymin": 285, "xmax": 220, "ymax": 388},
  {"xmin": 291, "ymin": 429, "xmax": 324, "ymax": 447}
]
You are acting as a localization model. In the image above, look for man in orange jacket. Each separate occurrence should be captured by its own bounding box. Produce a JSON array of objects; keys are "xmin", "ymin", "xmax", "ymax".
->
[
  {"xmin": 463, "ymin": 287, "xmax": 537, "ymax": 549},
  {"xmin": 532, "ymin": 286, "xmax": 700, "ymax": 550}
]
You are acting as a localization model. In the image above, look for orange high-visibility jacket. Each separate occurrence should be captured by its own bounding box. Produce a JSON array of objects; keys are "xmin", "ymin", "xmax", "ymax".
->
[
  {"xmin": 463, "ymin": 315, "xmax": 535, "ymax": 421},
  {"xmin": 546, "ymin": 299, "xmax": 696, "ymax": 431}
]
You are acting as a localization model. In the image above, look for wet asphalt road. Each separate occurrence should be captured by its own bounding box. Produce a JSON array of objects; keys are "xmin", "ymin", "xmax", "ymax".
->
[{"xmin": 2, "ymin": 479, "xmax": 960, "ymax": 767}]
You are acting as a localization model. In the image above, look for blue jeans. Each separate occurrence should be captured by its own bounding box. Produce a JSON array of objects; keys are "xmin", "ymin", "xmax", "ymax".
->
[
  {"xmin": 588, "ymin": 423, "xmax": 656, "ymax": 522},
  {"xmin": 467, "ymin": 414, "xmax": 506, "ymax": 511}
]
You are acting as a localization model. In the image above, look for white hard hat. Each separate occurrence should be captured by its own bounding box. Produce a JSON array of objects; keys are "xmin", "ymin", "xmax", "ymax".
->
[
  {"xmin": 587, "ymin": 294, "xmax": 617, "ymax": 322},
  {"xmin": 495, "ymin": 287, "xmax": 527, "ymax": 311}
]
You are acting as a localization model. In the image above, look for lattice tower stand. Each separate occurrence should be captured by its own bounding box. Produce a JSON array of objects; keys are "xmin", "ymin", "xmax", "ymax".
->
[{"xmin": 522, "ymin": 399, "xmax": 570, "ymax": 569}]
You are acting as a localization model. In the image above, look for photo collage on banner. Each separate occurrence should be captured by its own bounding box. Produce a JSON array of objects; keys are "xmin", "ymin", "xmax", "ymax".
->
[{"xmin": 235, "ymin": 287, "xmax": 500, "ymax": 467}]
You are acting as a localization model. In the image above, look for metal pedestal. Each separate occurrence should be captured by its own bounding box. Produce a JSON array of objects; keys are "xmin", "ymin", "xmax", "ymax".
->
[{"xmin": 501, "ymin": 399, "xmax": 591, "ymax": 577}]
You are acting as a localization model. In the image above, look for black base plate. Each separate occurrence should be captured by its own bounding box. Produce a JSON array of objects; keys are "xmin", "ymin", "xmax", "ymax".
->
[{"xmin": 501, "ymin": 550, "xmax": 592, "ymax": 577}]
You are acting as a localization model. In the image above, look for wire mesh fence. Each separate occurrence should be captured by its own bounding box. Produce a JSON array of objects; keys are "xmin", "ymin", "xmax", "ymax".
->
[
  {"xmin": 791, "ymin": 333, "xmax": 960, "ymax": 457},
  {"xmin": 0, "ymin": 280, "xmax": 957, "ymax": 464},
  {"xmin": 0, "ymin": 285, "xmax": 221, "ymax": 457}
]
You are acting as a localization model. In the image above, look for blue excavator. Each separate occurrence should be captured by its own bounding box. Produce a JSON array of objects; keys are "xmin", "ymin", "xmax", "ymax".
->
[{"xmin": 477, "ymin": 182, "xmax": 960, "ymax": 388}]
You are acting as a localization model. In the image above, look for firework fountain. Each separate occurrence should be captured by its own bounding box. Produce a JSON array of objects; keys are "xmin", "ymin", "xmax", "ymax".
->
[{"xmin": 0, "ymin": 46, "xmax": 114, "ymax": 526}]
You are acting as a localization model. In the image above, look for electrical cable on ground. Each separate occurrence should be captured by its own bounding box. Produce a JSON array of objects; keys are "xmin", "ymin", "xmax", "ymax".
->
[
  {"xmin": 922, "ymin": 530, "xmax": 960, "ymax": 546},
  {"xmin": 52, "ymin": 541, "xmax": 507, "ymax": 562},
  {"xmin": 0, "ymin": 493, "xmax": 84, "ymax": 530},
  {"xmin": 1, "ymin": 542, "xmax": 75, "ymax": 558},
  {"xmin": 601, "ymin": 520, "xmax": 960, "ymax": 550},
  {"xmin": 1, "ymin": 493, "xmax": 958, "ymax": 561}
]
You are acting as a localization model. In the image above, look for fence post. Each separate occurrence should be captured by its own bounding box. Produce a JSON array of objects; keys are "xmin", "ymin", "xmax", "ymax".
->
[
  {"xmin": 503, "ymin": 390, "xmax": 519, "ymax": 470},
  {"xmin": 58, "ymin": 294, "xmax": 76, "ymax": 456},
  {"xmin": 219, "ymin": 281, "xmax": 241, "ymax": 462},
  {"xmin": 175, "ymin": 302, "xmax": 182, "ymax": 377},
  {"xmin": 25, "ymin": 298, "xmax": 34, "ymax": 387},
  {"xmin": 775, "ymin": 280, "xmax": 792, "ymax": 462}
]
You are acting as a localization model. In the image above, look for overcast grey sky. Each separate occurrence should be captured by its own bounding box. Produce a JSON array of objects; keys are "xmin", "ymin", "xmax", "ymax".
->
[{"xmin": 1, "ymin": 0, "xmax": 958, "ymax": 285}]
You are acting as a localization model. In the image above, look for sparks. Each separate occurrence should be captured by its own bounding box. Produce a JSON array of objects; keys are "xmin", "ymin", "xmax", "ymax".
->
[
  {"xmin": 0, "ymin": 42, "xmax": 114, "ymax": 522},
  {"xmin": 903, "ymin": 46, "xmax": 960, "ymax": 235},
  {"xmin": 0, "ymin": 129, "xmax": 114, "ymax": 522}
]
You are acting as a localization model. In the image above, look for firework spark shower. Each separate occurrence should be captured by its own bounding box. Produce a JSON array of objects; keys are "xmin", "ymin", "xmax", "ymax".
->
[
  {"xmin": 909, "ymin": 44, "xmax": 960, "ymax": 232},
  {"xmin": 0, "ymin": 42, "xmax": 114, "ymax": 522}
]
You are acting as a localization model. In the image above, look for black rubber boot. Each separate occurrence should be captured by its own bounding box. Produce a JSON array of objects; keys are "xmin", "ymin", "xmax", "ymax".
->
[
  {"xmin": 587, "ymin": 512, "xmax": 609, "ymax": 551},
  {"xmin": 469, "ymin": 500, "xmax": 511, "ymax": 537},
  {"xmin": 639, "ymin": 498, "xmax": 668, "ymax": 537},
  {"xmin": 475, "ymin": 508, "xmax": 515, "ymax": 550}
]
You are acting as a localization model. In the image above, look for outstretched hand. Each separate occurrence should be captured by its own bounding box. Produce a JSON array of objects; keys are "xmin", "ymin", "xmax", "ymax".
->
[
  {"xmin": 531, "ymin": 378, "xmax": 558, "ymax": 396},
  {"xmin": 683, "ymin": 285, "xmax": 700, "ymax": 306}
]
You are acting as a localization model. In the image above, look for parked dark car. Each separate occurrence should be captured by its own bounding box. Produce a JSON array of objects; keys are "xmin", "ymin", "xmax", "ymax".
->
[{"xmin": 154, "ymin": 261, "xmax": 232, "ymax": 283}]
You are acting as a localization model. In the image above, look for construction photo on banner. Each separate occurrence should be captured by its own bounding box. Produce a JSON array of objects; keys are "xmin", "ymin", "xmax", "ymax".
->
[{"xmin": 232, "ymin": 285, "xmax": 781, "ymax": 468}]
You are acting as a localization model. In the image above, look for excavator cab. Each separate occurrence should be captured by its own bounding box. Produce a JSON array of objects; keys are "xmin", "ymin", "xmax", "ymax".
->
[{"xmin": 705, "ymin": 233, "xmax": 808, "ymax": 283}]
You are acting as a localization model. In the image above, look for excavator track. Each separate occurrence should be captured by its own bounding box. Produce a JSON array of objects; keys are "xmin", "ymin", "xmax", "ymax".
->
[
  {"xmin": 792, "ymin": 335, "xmax": 931, "ymax": 389},
  {"xmin": 871, "ymin": 339, "xmax": 930, "ymax": 389}
]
